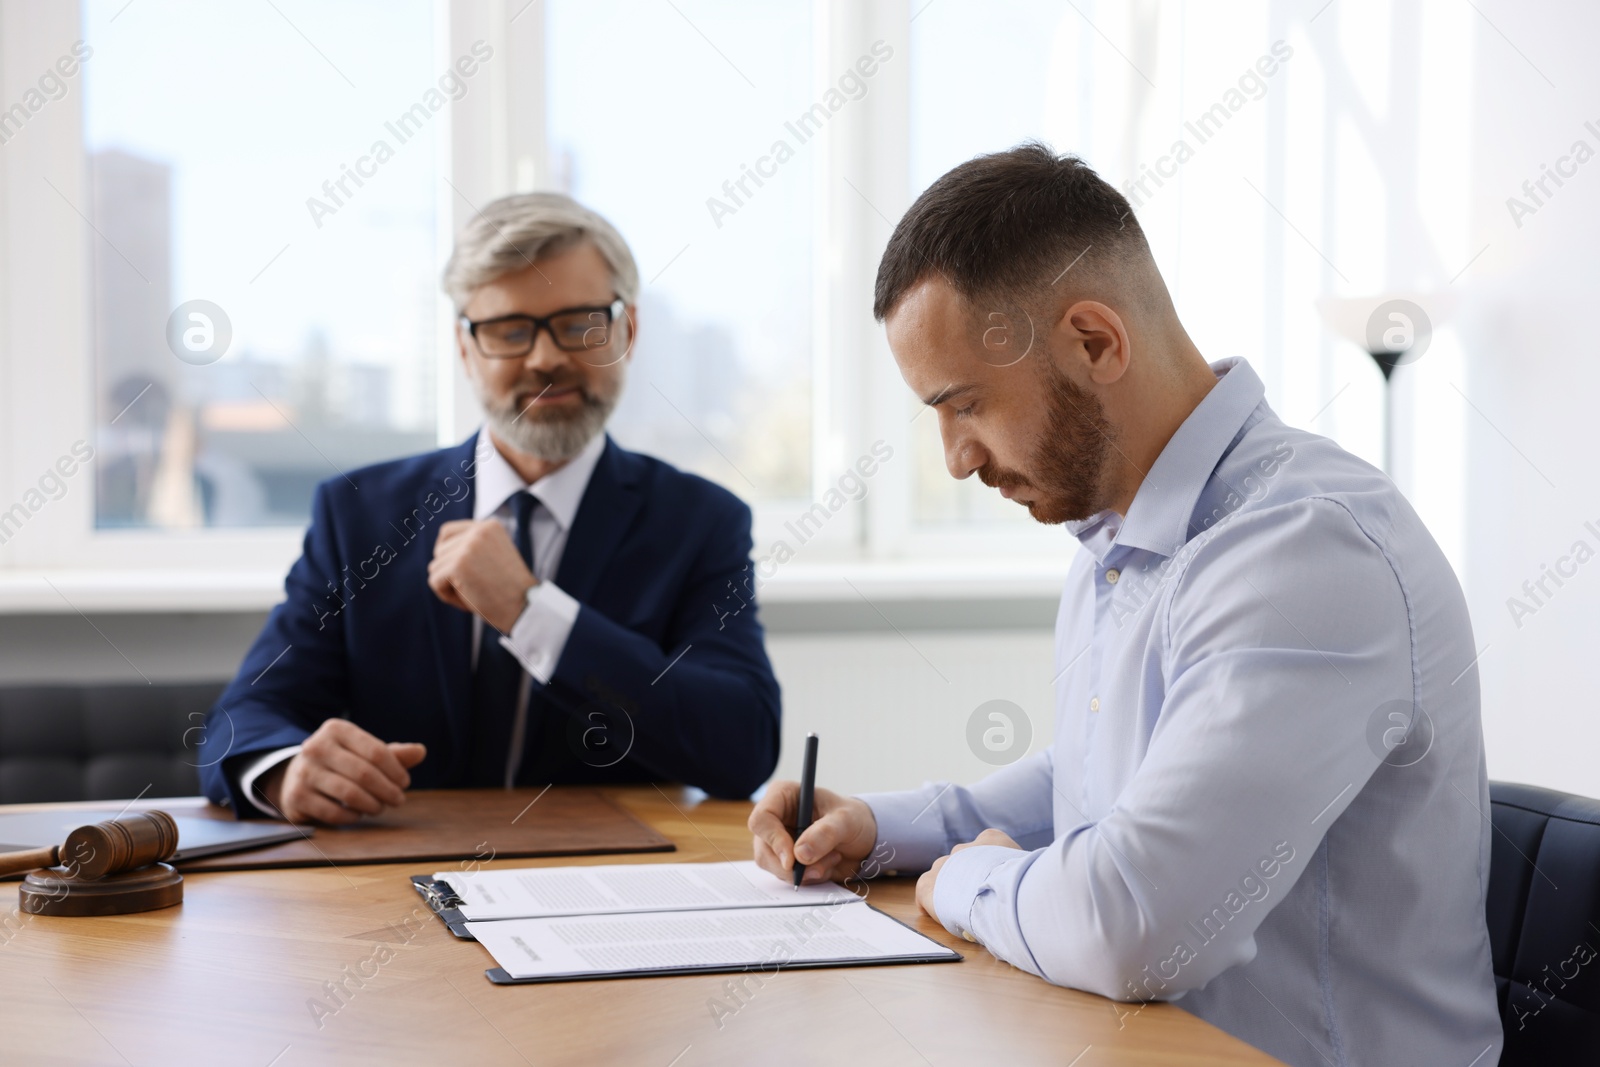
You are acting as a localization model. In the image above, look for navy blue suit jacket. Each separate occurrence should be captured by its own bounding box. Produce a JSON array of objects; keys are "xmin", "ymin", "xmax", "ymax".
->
[{"xmin": 197, "ymin": 433, "xmax": 780, "ymax": 809}]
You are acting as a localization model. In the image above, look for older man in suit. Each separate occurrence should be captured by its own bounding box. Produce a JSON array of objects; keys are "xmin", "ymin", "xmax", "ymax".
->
[{"xmin": 198, "ymin": 193, "xmax": 779, "ymax": 823}]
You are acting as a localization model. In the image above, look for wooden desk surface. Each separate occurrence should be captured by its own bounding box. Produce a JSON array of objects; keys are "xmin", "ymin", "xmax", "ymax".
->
[{"xmin": 0, "ymin": 787, "xmax": 1285, "ymax": 1066}]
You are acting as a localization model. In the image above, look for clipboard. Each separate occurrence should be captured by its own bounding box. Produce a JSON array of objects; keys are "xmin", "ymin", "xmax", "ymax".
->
[
  {"xmin": 480, "ymin": 903, "xmax": 962, "ymax": 984},
  {"xmin": 410, "ymin": 862, "xmax": 963, "ymax": 984},
  {"xmin": 409, "ymin": 859, "xmax": 850, "ymax": 940}
]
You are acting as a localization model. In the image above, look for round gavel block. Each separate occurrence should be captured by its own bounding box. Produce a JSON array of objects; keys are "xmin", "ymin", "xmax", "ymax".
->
[
  {"xmin": 19, "ymin": 863, "xmax": 183, "ymax": 917},
  {"xmin": 61, "ymin": 811, "xmax": 180, "ymax": 880}
]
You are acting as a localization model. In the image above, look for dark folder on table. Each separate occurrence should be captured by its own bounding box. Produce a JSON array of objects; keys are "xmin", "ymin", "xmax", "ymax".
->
[
  {"xmin": 1, "ymin": 788, "xmax": 672, "ymax": 873},
  {"xmin": 175, "ymin": 788, "xmax": 674, "ymax": 871}
]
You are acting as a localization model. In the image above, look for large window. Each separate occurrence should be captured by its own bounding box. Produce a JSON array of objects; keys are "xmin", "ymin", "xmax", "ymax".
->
[
  {"xmin": 907, "ymin": 1, "xmax": 1081, "ymax": 534},
  {"xmin": 545, "ymin": 0, "xmax": 814, "ymax": 509},
  {"xmin": 83, "ymin": 0, "xmax": 441, "ymax": 529},
  {"xmin": 0, "ymin": 0, "xmax": 1469, "ymax": 585}
]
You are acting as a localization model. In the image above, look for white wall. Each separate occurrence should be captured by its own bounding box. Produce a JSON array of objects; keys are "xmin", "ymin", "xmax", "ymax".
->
[
  {"xmin": 1455, "ymin": 0, "xmax": 1600, "ymax": 798},
  {"xmin": 768, "ymin": 631, "xmax": 1056, "ymax": 795}
]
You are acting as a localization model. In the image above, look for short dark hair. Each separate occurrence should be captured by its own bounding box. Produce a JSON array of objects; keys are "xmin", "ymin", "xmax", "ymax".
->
[{"xmin": 873, "ymin": 142, "xmax": 1152, "ymax": 322}]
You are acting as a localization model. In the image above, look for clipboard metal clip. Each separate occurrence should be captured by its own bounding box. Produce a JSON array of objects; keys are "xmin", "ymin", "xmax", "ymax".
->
[{"xmin": 414, "ymin": 877, "xmax": 464, "ymax": 912}]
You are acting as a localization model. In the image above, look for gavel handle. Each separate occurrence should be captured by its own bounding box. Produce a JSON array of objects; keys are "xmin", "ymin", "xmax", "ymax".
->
[{"xmin": 0, "ymin": 845, "xmax": 60, "ymax": 878}]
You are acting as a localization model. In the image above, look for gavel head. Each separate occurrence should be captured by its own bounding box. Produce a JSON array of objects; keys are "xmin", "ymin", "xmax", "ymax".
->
[{"xmin": 60, "ymin": 811, "xmax": 179, "ymax": 880}]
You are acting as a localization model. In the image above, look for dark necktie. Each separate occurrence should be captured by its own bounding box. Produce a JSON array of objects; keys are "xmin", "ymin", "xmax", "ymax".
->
[{"xmin": 464, "ymin": 490, "xmax": 536, "ymax": 787}]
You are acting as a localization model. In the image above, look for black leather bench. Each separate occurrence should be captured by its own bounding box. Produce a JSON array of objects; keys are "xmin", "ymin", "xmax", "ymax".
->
[{"xmin": 0, "ymin": 683, "xmax": 224, "ymax": 803}]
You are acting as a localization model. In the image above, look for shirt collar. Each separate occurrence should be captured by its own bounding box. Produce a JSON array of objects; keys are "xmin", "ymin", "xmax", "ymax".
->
[
  {"xmin": 472, "ymin": 429, "xmax": 607, "ymax": 531},
  {"xmin": 1070, "ymin": 357, "xmax": 1266, "ymax": 561}
]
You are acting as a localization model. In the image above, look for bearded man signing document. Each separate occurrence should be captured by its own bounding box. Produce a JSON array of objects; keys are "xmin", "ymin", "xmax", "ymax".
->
[{"xmin": 749, "ymin": 145, "xmax": 1501, "ymax": 1067}]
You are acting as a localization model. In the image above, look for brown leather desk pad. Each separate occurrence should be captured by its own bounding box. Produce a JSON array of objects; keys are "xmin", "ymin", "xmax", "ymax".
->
[{"xmin": 174, "ymin": 787, "xmax": 675, "ymax": 871}]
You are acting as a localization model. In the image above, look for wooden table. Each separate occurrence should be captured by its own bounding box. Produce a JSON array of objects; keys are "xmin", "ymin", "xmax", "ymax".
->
[{"xmin": 0, "ymin": 787, "xmax": 1285, "ymax": 1066}]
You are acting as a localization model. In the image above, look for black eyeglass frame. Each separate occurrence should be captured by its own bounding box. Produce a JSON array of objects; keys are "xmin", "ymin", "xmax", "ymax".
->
[{"xmin": 458, "ymin": 297, "xmax": 626, "ymax": 358}]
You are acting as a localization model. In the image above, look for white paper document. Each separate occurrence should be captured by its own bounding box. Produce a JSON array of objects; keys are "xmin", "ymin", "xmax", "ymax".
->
[
  {"xmin": 435, "ymin": 860, "xmax": 845, "ymax": 921},
  {"xmin": 468, "ymin": 898, "xmax": 960, "ymax": 981}
]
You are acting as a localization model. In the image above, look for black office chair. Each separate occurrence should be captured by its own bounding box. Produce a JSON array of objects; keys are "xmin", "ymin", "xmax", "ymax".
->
[{"xmin": 1488, "ymin": 781, "xmax": 1600, "ymax": 1064}]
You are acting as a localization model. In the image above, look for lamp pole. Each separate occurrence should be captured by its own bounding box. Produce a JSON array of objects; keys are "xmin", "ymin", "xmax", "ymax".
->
[{"xmin": 1367, "ymin": 348, "xmax": 1405, "ymax": 477}]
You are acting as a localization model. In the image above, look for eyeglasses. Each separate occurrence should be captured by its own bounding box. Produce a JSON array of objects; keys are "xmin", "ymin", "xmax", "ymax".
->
[{"xmin": 459, "ymin": 298, "xmax": 625, "ymax": 361}]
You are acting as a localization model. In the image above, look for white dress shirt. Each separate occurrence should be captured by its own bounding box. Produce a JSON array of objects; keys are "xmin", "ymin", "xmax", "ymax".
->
[
  {"xmin": 237, "ymin": 430, "xmax": 606, "ymax": 808},
  {"xmin": 860, "ymin": 359, "xmax": 1502, "ymax": 1067}
]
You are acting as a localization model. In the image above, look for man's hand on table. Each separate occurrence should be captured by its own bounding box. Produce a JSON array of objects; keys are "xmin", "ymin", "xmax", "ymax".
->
[
  {"xmin": 257, "ymin": 719, "xmax": 426, "ymax": 826},
  {"xmin": 915, "ymin": 828, "xmax": 1025, "ymax": 922},
  {"xmin": 748, "ymin": 780, "xmax": 879, "ymax": 885}
]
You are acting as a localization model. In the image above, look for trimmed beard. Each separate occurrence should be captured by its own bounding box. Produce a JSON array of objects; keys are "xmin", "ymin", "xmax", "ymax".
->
[
  {"xmin": 479, "ymin": 369, "xmax": 623, "ymax": 463},
  {"xmin": 977, "ymin": 358, "xmax": 1115, "ymax": 525}
]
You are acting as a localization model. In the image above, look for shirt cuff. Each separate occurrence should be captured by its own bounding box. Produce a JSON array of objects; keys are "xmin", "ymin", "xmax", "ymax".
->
[
  {"xmin": 237, "ymin": 745, "xmax": 302, "ymax": 817},
  {"xmin": 858, "ymin": 784, "xmax": 960, "ymax": 876},
  {"xmin": 931, "ymin": 843, "xmax": 1028, "ymax": 942},
  {"xmin": 502, "ymin": 580, "xmax": 580, "ymax": 684}
]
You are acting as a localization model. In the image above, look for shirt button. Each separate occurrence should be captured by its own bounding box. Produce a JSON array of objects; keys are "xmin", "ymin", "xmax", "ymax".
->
[
  {"xmin": 961, "ymin": 929, "xmax": 976, "ymax": 943},
  {"xmin": 1089, "ymin": 697, "xmax": 1101, "ymax": 712},
  {"xmin": 1105, "ymin": 568, "xmax": 1121, "ymax": 584}
]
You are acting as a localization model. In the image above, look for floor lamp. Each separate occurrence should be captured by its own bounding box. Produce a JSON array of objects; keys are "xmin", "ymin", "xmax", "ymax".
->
[{"xmin": 1314, "ymin": 292, "xmax": 1452, "ymax": 477}]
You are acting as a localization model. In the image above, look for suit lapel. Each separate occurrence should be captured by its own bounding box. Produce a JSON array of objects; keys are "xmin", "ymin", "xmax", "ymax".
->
[
  {"xmin": 554, "ymin": 436, "xmax": 644, "ymax": 607},
  {"xmin": 423, "ymin": 433, "xmax": 481, "ymax": 784}
]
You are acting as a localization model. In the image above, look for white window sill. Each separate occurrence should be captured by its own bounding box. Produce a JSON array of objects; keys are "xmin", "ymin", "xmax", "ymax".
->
[
  {"xmin": 0, "ymin": 569, "xmax": 288, "ymax": 614},
  {"xmin": 0, "ymin": 561, "xmax": 1071, "ymax": 615}
]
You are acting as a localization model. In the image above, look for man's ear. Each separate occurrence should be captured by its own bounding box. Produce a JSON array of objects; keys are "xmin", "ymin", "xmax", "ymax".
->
[
  {"xmin": 1057, "ymin": 300, "xmax": 1131, "ymax": 386},
  {"xmin": 455, "ymin": 318, "xmax": 479, "ymax": 383}
]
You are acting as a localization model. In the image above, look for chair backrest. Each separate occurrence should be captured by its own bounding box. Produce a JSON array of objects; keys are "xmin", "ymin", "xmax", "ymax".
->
[
  {"xmin": 0, "ymin": 683, "xmax": 223, "ymax": 802},
  {"xmin": 1488, "ymin": 781, "xmax": 1600, "ymax": 1064}
]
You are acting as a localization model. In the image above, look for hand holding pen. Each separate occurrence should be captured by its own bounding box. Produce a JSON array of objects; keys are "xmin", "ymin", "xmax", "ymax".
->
[{"xmin": 747, "ymin": 735, "xmax": 881, "ymax": 887}]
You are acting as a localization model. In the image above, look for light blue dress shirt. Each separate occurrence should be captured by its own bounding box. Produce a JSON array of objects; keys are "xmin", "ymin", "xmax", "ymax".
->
[{"xmin": 861, "ymin": 358, "xmax": 1502, "ymax": 1067}]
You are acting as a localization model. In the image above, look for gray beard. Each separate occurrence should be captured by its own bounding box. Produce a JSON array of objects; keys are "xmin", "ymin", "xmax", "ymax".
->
[{"xmin": 481, "ymin": 379, "xmax": 621, "ymax": 463}]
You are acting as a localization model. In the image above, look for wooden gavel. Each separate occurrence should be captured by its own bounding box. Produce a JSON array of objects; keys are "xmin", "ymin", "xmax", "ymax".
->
[
  {"xmin": 2, "ymin": 811, "xmax": 183, "ymax": 916},
  {"xmin": 0, "ymin": 810, "xmax": 179, "ymax": 879}
]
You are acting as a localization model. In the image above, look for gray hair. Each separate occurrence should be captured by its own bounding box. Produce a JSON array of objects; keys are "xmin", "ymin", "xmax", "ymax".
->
[{"xmin": 441, "ymin": 192, "xmax": 640, "ymax": 311}]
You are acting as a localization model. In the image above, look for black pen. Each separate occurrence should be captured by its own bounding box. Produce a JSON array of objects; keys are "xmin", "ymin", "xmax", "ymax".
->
[{"xmin": 792, "ymin": 732, "xmax": 819, "ymax": 890}]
